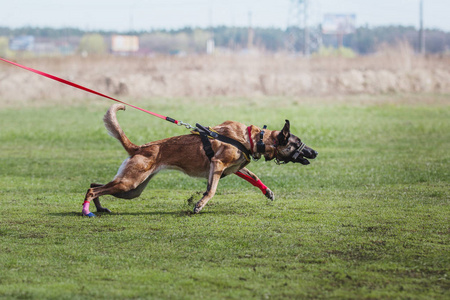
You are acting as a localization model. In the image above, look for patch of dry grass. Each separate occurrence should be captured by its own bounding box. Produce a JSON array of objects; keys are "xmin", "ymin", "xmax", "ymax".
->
[{"xmin": 1, "ymin": 43, "xmax": 450, "ymax": 104}]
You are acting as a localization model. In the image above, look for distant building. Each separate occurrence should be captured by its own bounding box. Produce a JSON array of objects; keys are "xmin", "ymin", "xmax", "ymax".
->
[
  {"xmin": 10, "ymin": 36, "xmax": 35, "ymax": 51},
  {"xmin": 206, "ymin": 38, "xmax": 215, "ymax": 54},
  {"xmin": 111, "ymin": 35, "xmax": 139, "ymax": 54}
]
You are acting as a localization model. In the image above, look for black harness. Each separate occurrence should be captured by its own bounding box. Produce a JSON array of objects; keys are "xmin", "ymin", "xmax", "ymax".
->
[
  {"xmin": 193, "ymin": 123, "xmax": 251, "ymax": 162},
  {"xmin": 195, "ymin": 123, "xmax": 307, "ymax": 165}
]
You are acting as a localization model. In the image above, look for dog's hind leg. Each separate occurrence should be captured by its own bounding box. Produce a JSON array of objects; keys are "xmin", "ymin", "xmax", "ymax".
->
[
  {"xmin": 194, "ymin": 159, "xmax": 225, "ymax": 213},
  {"xmin": 82, "ymin": 180, "xmax": 127, "ymax": 217},
  {"xmin": 82, "ymin": 158, "xmax": 157, "ymax": 217},
  {"xmin": 89, "ymin": 183, "xmax": 112, "ymax": 213},
  {"xmin": 83, "ymin": 178, "xmax": 147, "ymax": 217},
  {"xmin": 235, "ymin": 168, "xmax": 274, "ymax": 200}
]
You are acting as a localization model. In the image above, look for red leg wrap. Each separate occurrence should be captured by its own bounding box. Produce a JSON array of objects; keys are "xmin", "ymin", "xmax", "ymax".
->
[{"xmin": 235, "ymin": 171, "xmax": 268, "ymax": 194}]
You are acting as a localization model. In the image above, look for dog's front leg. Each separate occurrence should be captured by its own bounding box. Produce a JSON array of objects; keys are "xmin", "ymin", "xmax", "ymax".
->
[
  {"xmin": 194, "ymin": 159, "xmax": 225, "ymax": 214},
  {"xmin": 235, "ymin": 168, "xmax": 274, "ymax": 200}
]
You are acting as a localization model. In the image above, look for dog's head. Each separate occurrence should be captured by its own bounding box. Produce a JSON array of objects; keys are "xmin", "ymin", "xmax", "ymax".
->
[{"xmin": 265, "ymin": 120, "xmax": 317, "ymax": 165}]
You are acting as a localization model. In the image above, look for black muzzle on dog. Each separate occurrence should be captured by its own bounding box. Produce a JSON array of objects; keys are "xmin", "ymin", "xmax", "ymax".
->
[{"xmin": 277, "ymin": 142, "xmax": 318, "ymax": 165}]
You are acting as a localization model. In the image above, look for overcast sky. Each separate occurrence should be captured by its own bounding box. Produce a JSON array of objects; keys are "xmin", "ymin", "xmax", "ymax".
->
[{"xmin": 1, "ymin": 0, "xmax": 448, "ymax": 32}]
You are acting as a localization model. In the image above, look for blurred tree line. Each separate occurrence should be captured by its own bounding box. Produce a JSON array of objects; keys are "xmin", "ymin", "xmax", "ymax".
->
[{"xmin": 0, "ymin": 25, "xmax": 448, "ymax": 55}]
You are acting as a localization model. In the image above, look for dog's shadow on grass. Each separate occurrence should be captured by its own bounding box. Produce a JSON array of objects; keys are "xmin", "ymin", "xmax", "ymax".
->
[
  {"xmin": 48, "ymin": 209, "xmax": 220, "ymax": 218},
  {"xmin": 49, "ymin": 192, "xmax": 223, "ymax": 218}
]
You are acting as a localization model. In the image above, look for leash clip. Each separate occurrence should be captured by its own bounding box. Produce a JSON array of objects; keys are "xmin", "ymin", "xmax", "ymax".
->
[{"xmin": 178, "ymin": 120, "xmax": 195, "ymax": 130}]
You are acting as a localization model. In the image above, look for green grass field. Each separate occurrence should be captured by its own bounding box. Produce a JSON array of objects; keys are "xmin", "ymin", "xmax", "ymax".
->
[{"xmin": 0, "ymin": 96, "xmax": 449, "ymax": 299}]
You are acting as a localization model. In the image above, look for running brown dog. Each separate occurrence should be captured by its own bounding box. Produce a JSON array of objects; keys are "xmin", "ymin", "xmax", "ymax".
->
[{"xmin": 82, "ymin": 104, "xmax": 317, "ymax": 216}]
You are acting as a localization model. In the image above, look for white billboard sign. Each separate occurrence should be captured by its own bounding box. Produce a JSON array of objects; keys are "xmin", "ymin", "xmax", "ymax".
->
[{"xmin": 111, "ymin": 35, "xmax": 139, "ymax": 52}]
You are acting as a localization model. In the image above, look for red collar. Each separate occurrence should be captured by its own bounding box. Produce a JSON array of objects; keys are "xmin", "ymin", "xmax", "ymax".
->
[{"xmin": 247, "ymin": 126, "xmax": 254, "ymax": 154}]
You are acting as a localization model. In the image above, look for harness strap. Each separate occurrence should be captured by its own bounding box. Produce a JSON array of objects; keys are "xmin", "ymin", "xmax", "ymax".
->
[
  {"xmin": 215, "ymin": 134, "xmax": 251, "ymax": 161},
  {"xmin": 192, "ymin": 123, "xmax": 251, "ymax": 162},
  {"xmin": 198, "ymin": 132, "xmax": 215, "ymax": 161}
]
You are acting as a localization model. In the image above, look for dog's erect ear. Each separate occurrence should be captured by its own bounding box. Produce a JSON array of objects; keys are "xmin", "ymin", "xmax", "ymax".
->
[
  {"xmin": 282, "ymin": 119, "xmax": 290, "ymax": 134},
  {"xmin": 277, "ymin": 119, "xmax": 290, "ymax": 146}
]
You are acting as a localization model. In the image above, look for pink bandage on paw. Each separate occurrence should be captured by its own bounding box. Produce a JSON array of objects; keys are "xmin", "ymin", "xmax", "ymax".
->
[
  {"xmin": 82, "ymin": 201, "xmax": 91, "ymax": 215},
  {"xmin": 235, "ymin": 171, "xmax": 268, "ymax": 194}
]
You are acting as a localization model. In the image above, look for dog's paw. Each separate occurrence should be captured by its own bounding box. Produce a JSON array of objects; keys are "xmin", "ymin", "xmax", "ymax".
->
[
  {"xmin": 193, "ymin": 205, "xmax": 202, "ymax": 214},
  {"xmin": 265, "ymin": 188, "xmax": 275, "ymax": 201},
  {"xmin": 97, "ymin": 207, "xmax": 111, "ymax": 213}
]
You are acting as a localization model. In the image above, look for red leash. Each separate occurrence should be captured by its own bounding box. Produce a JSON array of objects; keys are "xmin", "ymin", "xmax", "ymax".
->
[{"xmin": 0, "ymin": 57, "xmax": 188, "ymax": 126}]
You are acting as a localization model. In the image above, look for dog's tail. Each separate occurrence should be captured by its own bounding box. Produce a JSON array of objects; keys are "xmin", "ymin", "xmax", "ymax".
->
[{"xmin": 103, "ymin": 104, "xmax": 138, "ymax": 155}]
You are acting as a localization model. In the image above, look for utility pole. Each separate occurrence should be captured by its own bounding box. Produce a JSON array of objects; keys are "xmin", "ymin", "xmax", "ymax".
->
[
  {"xmin": 248, "ymin": 11, "xmax": 254, "ymax": 50},
  {"xmin": 206, "ymin": 6, "xmax": 215, "ymax": 54},
  {"xmin": 304, "ymin": 0, "xmax": 310, "ymax": 56},
  {"xmin": 419, "ymin": 0, "xmax": 425, "ymax": 54},
  {"xmin": 286, "ymin": 0, "xmax": 322, "ymax": 56}
]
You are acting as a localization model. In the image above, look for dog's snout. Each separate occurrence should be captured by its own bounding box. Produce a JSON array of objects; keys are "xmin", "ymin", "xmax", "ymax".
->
[{"xmin": 302, "ymin": 147, "xmax": 317, "ymax": 159}]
